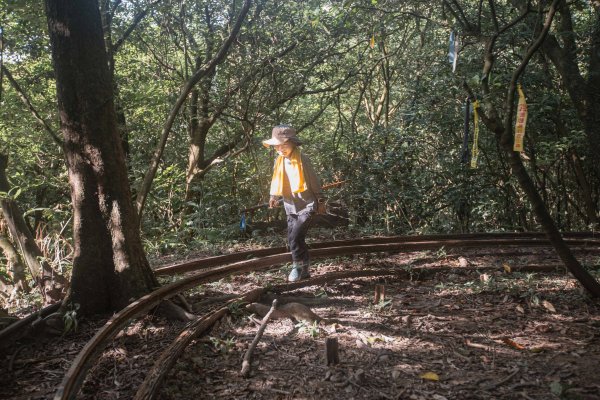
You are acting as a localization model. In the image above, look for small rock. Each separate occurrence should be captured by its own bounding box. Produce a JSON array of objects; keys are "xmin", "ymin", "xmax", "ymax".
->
[{"xmin": 378, "ymin": 354, "xmax": 390, "ymax": 363}]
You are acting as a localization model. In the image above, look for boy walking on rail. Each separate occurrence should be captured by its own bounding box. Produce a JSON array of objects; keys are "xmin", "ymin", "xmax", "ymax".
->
[{"xmin": 263, "ymin": 125, "xmax": 326, "ymax": 282}]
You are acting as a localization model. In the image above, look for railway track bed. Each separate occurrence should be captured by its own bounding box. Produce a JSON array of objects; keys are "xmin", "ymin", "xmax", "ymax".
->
[{"xmin": 1, "ymin": 234, "xmax": 600, "ymax": 399}]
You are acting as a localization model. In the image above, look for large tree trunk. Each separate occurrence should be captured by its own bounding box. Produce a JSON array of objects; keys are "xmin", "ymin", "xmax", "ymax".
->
[
  {"xmin": 0, "ymin": 154, "xmax": 65, "ymax": 303},
  {"xmin": 45, "ymin": 0, "xmax": 158, "ymax": 315}
]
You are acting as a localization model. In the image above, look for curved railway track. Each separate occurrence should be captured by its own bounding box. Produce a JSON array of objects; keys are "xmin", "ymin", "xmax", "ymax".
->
[
  {"xmin": 154, "ymin": 231, "xmax": 597, "ymax": 276},
  {"xmin": 3, "ymin": 232, "xmax": 597, "ymax": 400}
]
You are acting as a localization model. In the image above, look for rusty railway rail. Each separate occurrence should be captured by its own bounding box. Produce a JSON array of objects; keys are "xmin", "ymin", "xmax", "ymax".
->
[
  {"xmin": 154, "ymin": 231, "xmax": 598, "ymax": 276},
  {"xmin": 51, "ymin": 233, "xmax": 600, "ymax": 400}
]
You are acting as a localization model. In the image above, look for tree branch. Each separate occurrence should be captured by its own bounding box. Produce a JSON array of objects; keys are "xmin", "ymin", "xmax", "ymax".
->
[
  {"xmin": 112, "ymin": 0, "xmax": 162, "ymax": 53},
  {"xmin": 501, "ymin": 0, "xmax": 560, "ymax": 147},
  {"xmin": 1, "ymin": 65, "xmax": 62, "ymax": 146},
  {"xmin": 135, "ymin": 0, "xmax": 252, "ymax": 220}
]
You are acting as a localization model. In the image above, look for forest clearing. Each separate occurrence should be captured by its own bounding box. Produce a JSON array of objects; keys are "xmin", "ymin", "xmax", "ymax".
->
[{"xmin": 1, "ymin": 0, "xmax": 600, "ymax": 399}]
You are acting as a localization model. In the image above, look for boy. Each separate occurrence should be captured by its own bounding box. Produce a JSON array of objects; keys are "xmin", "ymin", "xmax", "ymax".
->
[{"xmin": 263, "ymin": 125, "xmax": 326, "ymax": 281}]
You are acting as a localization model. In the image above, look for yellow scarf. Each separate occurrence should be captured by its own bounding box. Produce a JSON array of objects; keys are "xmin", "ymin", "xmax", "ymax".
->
[{"xmin": 269, "ymin": 148, "xmax": 307, "ymax": 196}]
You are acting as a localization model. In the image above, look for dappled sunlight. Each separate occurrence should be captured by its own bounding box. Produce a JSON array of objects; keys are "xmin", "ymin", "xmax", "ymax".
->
[
  {"xmin": 110, "ymin": 200, "xmax": 128, "ymax": 273},
  {"xmin": 155, "ymin": 248, "xmax": 600, "ymax": 399}
]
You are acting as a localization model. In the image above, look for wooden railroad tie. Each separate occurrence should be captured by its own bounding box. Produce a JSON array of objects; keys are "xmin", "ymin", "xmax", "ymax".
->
[
  {"xmin": 325, "ymin": 337, "xmax": 339, "ymax": 365},
  {"xmin": 374, "ymin": 284, "xmax": 385, "ymax": 304}
]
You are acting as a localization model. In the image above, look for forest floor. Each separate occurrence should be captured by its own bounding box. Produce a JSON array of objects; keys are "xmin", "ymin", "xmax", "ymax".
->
[{"xmin": 2, "ymin": 234, "xmax": 600, "ymax": 400}]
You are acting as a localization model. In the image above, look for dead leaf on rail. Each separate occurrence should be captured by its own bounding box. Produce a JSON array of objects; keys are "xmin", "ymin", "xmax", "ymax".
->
[
  {"xmin": 542, "ymin": 300, "xmax": 556, "ymax": 313},
  {"xmin": 502, "ymin": 338, "xmax": 525, "ymax": 350},
  {"xmin": 516, "ymin": 305, "xmax": 525, "ymax": 314}
]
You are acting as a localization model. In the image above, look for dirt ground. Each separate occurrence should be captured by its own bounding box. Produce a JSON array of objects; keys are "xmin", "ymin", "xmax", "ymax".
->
[{"xmin": 2, "ymin": 245, "xmax": 600, "ymax": 400}]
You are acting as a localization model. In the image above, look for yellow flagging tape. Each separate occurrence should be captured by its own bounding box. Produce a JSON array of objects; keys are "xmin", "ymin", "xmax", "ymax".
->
[
  {"xmin": 470, "ymin": 100, "xmax": 480, "ymax": 169},
  {"xmin": 514, "ymin": 84, "xmax": 528, "ymax": 152}
]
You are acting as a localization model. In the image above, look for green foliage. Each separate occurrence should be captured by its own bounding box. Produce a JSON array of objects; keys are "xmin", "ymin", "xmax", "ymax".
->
[
  {"xmin": 62, "ymin": 303, "xmax": 80, "ymax": 335},
  {"xmin": 208, "ymin": 336, "xmax": 236, "ymax": 354},
  {"xmin": 227, "ymin": 300, "xmax": 245, "ymax": 318},
  {"xmin": 1, "ymin": 0, "xmax": 598, "ymax": 271},
  {"xmin": 295, "ymin": 320, "xmax": 320, "ymax": 338}
]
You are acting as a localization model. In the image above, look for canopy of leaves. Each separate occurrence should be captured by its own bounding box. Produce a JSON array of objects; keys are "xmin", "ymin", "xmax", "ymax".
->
[{"xmin": 1, "ymin": 0, "xmax": 597, "ymax": 265}]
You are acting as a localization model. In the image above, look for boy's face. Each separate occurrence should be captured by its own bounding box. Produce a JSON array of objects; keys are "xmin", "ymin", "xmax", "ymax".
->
[{"xmin": 274, "ymin": 141, "xmax": 295, "ymax": 158}]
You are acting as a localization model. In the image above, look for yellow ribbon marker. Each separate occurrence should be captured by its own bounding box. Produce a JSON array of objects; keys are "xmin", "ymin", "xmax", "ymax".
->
[
  {"xmin": 514, "ymin": 84, "xmax": 528, "ymax": 152},
  {"xmin": 470, "ymin": 100, "xmax": 480, "ymax": 169}
]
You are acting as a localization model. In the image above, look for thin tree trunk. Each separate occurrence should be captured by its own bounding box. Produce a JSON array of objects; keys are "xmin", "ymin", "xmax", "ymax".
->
[
  {"xmin": 569, "ymin": 148, "xmax": 598, "ymax": 226},
  {"xmin": 134, "ymin": 0, "xmax": 252, "ymax": 221},
  {"xmin": 497, "ymin": 0, "xmax": 600, "ymax": 296},
  {"xmin": 0, "ymin": 234, "xmax": 29, "ymax": 294},
  {"xmin": 472, "ymin": 0, "xmax": 600, "ymax": 296},
  {"xmin": 0, "ymin": 65, "xmax": 62, "ymax": 146},
  {"xmin": 0, "ymin": 154, "xmax": 65, "ymax": 303},
  {"xmin": 541, "ymin": 1, "xmax": 600, "ymax": 177},
  {"xmin": 45, "ymin": 0, "xmax": 158, "ymax": 315}
]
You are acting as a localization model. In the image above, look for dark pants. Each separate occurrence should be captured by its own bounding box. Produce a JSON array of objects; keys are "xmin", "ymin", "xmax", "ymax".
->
[{"xmin": 287, "ymin": 212, "xmax": 314, "ymax": 265}]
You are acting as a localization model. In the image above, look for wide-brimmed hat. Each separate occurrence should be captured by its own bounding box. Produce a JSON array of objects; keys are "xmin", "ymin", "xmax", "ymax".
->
[{"xmin": 262, "ymin": 125, "xmax": 302, "ymax": 147}]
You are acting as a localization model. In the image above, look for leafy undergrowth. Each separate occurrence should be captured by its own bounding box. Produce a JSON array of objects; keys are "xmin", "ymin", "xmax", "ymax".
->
[{"xmin": 1, "ymin": 245, "xmax": 599, "ymax": 400}]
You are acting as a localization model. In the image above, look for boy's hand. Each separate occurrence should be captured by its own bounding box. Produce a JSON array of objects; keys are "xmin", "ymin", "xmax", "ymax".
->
[{"xmin": 269, "ymin": 197, "xmax": 279, "ymax": 208}]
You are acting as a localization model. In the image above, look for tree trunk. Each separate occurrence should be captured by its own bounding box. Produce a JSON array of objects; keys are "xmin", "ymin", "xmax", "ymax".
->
[
  {"xmin": 0, "ymin": 234, "xmax": 29, "ymax": 294},
  {"xmin": 474, "ymin": 0, "xmax": 600, "ymax": 296},
  {"xmin": 45, "ymin": 0, "xmax": 158, "ymax": 315},
  {"xmin": 134, "ymin": 0, "xmax": 252, "ymax": 221},
  {"xmin": 569, "ymin": 148, "xmax": 598, "ymax": 226},
  {"xmin": 502, "ymin": 148, "xmax": 600, "ymax": 295},
  {"xmin": 541, "ymin": 1, "xmax": 600, "ymax": 206},
  {"xmin": 0, "ymin": 154, "xmax": 65, "ymax": 303},
  {"xmin": 496, "ymin": 0, "xmax": 600, "ymax": 296}
]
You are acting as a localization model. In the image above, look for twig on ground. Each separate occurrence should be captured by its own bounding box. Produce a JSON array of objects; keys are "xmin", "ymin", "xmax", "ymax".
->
[
  {"xmin": 465, "ymin": 339, "xmax": 495, "ymax": 352},
  {"xmin": 482, "ymin": 368, "xmax": 519, "ymax": 390},
  {"xmin": 519, "ymin": 392, "xmax": 536, "ymax": 400},
  {"xmin": 241, "ymin": 299, "xmax": 278, "ymax": 378}
]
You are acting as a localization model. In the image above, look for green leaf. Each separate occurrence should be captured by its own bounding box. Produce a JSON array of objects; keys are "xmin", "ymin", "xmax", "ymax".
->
[{"xmin": 549, "ymin": 381, "xmax": 563, "ymax": 396}]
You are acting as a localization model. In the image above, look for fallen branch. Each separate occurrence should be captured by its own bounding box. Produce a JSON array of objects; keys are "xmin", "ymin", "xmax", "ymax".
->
[
  {"xmin": 241, "ymin": 299, "xmax": 278, "ymax": 378},
  {"xmin": 465, "ymin": 339, "xmax": 495, "ymax": 352},
  {"xmin": 482, "ymin": 368, "xmax": 520, "ymax": 390}
]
